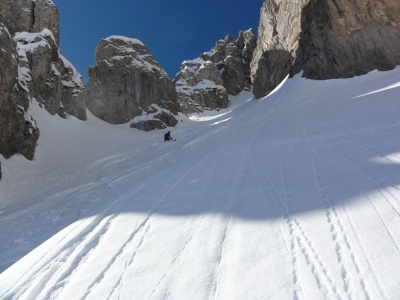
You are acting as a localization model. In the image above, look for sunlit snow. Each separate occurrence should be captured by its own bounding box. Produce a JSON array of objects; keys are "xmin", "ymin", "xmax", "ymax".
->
[{"xmin": 1, "ymin": 68, "xmax": 400, "ymax": 299}]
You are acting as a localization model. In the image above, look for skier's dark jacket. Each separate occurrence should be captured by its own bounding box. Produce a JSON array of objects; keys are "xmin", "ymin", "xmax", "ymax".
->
[{"xmin": 164, "ymin": 131, "xmax": 172, "ymax": 141}]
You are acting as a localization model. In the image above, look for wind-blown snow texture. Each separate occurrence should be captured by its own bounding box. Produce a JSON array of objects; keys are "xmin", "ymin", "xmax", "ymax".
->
[{"xmin": 1, "ymin": 68, "xmax": 400, "ymax": 299}]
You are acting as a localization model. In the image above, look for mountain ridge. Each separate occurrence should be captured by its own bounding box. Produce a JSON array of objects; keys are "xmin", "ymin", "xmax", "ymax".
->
[{"xmin": 1, "ymin": 0, "xmax": 400, "ymax": 159}]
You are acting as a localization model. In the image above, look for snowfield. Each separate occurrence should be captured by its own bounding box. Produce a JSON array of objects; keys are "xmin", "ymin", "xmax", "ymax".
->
[{"xmin": 1, "ymin": 68, "xmax": 400, "ymax": 299}]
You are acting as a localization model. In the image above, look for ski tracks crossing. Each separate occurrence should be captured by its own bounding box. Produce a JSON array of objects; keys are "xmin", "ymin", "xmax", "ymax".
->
[
  {"xmin": 247, "ymin": 96, "xmax": 394, "ymax": 299},
  {"xmin": 300, "ymin": 104, "xmax": 381, "ymax": 300},
  {"xmin": 2, "ymin": 71, "xmax": 400, "ymax": 299},
  {"xmin": 246, "ymin": 97, "xmax": 333, "ymax": 299},
  {"xmin": 1, "ymin": 145, "xmax": 208, "ymax": 299},
  {"xmin": 88, "ymin": 154, "xmax": 211, "ymax": 300}
]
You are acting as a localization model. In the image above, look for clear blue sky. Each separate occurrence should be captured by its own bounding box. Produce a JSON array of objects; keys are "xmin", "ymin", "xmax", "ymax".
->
[{"xmin": 52, "ymin": 0, "xmax": 264, "ymax": 83}]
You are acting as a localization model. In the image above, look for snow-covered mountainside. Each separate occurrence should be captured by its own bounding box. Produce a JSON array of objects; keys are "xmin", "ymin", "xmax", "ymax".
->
[{"xmin": 1, "ymin": 68, "xmax": 400, "ymax": 299}]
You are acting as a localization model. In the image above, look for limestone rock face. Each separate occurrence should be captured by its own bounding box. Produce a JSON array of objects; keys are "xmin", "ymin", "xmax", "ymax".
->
[
  {"xmin": 14, "ymin": 30, "xmax": 86, "ymax": 120},
  {"xmin": 0, "ymin": 24, "xmax": 39, "ymax": 160},
  {"xmin": 85, "ymin": 36, "xmax": 179, "ymax": 128},
  {"xmin": 201, "ymin": 30, "xmax": 257, "ymax": 95},
  {"xmin": 0, "ymin": 0, "xmax": 60, "ymax": 44},
  {"xmin": 294, "ymin": 0, "xmax": 400, "ymax": 79},
  {"xmin": 0, "ymin": 0, "xmax": 85, "ymax": 160},
  {"xmin": 251, "ymin": 0, "xmax": 400, "ymax": 98},
  {"xmin": 175, "ymin": 30, "xmax": 257, "ymax": 115},
  {"xmin": 204, "ymin": 34, "xmax": 246, "ymax": 96},
  {"xmin": 174, "ymin": 59, "xmax": 228, "ymax": 115},
  {"xmin": 250, "ymin": 0, "xmax": 304, "ymax": 98},
  {"xmin": 237, "ymin": 29, "xmax": 258, "ymax": 88}
]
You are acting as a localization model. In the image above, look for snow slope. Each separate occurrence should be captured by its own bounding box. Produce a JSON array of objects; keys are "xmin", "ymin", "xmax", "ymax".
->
[{"xmin": 1, "ymin": 68, "xmax": 400, "ymax": 299}]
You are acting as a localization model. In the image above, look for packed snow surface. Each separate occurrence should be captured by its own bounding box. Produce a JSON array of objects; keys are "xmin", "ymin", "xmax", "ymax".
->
[{"xmin": 1, "ymin": 68, "xmax": 400, "ymax": 299}]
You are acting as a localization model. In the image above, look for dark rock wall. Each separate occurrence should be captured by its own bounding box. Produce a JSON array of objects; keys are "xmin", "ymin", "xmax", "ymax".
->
[
  {"xmin": 251, "ymin": 0, "xmax": 400, "ymax": 98},
  {"xmin": 293, "ymin": 0, "xmax": 400, "ymax": 79},
  {"xmin": 0, "ymin": 25, "xmax": 38, "ymax": 159}
]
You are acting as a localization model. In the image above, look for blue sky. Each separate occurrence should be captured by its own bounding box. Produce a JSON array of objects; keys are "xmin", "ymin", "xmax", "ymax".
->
[{"xmin": 52, "ymin": 0, "xmax": 264, "ymax": 83}]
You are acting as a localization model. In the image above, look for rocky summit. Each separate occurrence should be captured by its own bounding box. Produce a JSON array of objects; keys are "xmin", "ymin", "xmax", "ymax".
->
[
  {"xmin": 84, "ymin": 36, "xmax": 179, "ymax": 128},
  {"xmin": 175, "ymin": 30, "xmax": 257, "ymax": 115},
  {"xmin": 251, "ymin": 0, "xmax": 400, "ymax": 98}
]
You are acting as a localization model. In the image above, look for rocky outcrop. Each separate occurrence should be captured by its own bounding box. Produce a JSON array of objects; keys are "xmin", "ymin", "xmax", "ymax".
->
[
  {"xmin": 0, "ymin": 0, "xmax": 60, "ymax": 44},
  {"xmin": 202, "ymin": 30, "xmax": 257, "ymax": 95},
  {"xmin": 294, "ymin": 0, "xmax": 400, "ymax": 79},
  {"xmin": 251, "ymin": 0, "xmax": 400, "ymax": 98},
  {"xmin": 174, "ymin": 59, "xmax": 229, "ymax": 115},
  {"xmin": 237, "ymin": 30, "xmax": 258, "ymax": 87},
  {"xmin": 0, "ymin": 0, "xmax": 85, "ymax": 160},
  {"xmin": 85, "ymin": 36, "xmax": 179, "ymax": 128},
  {"xmin": 14, "ymin": 30, "xmax": 86, "ymax": 120},
  {"xmin": 175, "ymin": 30, "xmax": 257, "ymax": 114},
  {"xmin": 0, "ymin": 24, "xmax": 39, "ymax": 160},
  {"xmin": 129, "ymin": 105, "xmax": 179, "ymax": 131},
  {"xmin": 250, "ymin": 0, "xmax": 303, "ymax": 98}
]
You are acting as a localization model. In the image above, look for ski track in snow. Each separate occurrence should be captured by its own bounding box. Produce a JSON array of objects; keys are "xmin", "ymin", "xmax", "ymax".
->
[
  {"xmin": 3, "ymin": 121, "xmax": 245, "ymax": 300},
  {"xmin": 252, "ymin": 137, "xmax": 341, "ymax": 299},
  {"xmin": 248, "ymin": 87, "xmax": 306, "ymax": 300},
  {"xmin": 146, "ymin": 215, "xmax": 206, "ymax": 299},
  {"xmin": 6, "ymin": 187, "xmax": 140, "ymax": 299},
  {"xmin": 210, "ymin": 145, "xmax": 250, "ymax": 300},
  {"xmin": 319, "ymin": 136, "xmax": 400, "ymax": 254},
  {"xmin": 4, "ymin": 147, "xmax": 212, "ymax": 299},
  {"xmin": 250, "ymin": 87, "xmax": 341, "ymax": 299},
  {"xmin": 246, "ymin": 74, "xmax": 399, "ymax": 299},
  {"xmin": 1, "ymin": 69, "xmax": 400, "ymax": 299},
  {"xmin": 311, "ymin": 141, "xmax": 388, "ymax": 300},
  {"xmin": 81, "ymin": 155, "xmax": 210, "ymax": 300},
  {"xmin": 300, "ymin": 103, "xmax": 371, "ymax": 300}
]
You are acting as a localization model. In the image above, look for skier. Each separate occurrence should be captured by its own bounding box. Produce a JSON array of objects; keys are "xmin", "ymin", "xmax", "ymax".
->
[{"xmin": 164, "ymin": 131, "xmax": 173, "ymax": 142}]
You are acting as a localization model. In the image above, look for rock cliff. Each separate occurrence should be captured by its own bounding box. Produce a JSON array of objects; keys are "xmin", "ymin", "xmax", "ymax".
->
[
  {"xmin": 84, "ymin": 36, "xmax": 179, "ymax": 129},
  {"xmin": 0, "ymin": 24, "xmax": 38, "ymax": 160},
  {"xmin": 174, "ymin": 58, "xmax": 228, "ymax": 115},
  {"xmin": 251, "ymin": 0, "xmax": 400, "ymax": 98},
  {"xmin": 0, "ymin": 0, "xmax": 85, "ymax": 160},
  {"xmin": 175, "ymin": 30, "xmax": 257, "ymax": 115},
  {"xmin": 0, "ymin": 0, "xmax": 60, "ymax": 44},
  {"xmin": 14, "ymin": 30, "xmax": 85, "ymax": 120}
]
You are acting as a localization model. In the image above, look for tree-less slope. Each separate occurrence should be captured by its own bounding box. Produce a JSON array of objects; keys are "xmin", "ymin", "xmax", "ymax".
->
[{"xmin": 1, "ymin": 68, "xmax": 400, "ymax": 299}]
